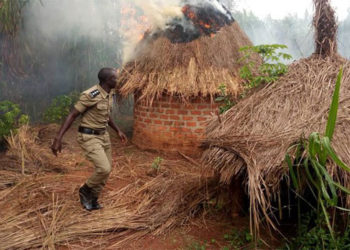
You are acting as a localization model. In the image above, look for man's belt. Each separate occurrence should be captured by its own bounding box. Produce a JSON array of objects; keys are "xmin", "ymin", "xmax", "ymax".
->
[{"xmin": 78, "ymin": 126, "xmax": 106, "ymax": 135}]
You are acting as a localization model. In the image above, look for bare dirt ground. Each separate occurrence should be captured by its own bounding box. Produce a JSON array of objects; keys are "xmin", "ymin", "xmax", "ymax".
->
[{"xmin": 0, "ymin": 124, "xmax": 282, "ymax": 249}]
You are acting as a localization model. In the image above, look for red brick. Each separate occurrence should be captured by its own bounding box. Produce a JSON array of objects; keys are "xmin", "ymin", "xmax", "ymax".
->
[
  {"xmin": 198, "ymin": 105, "xmax": 208, "ymax": 109},
  {"xmin": 140, "ymin": 112, "xmax": 147, "ymax": 117},
  {"xmin": 145, "ymin": 119, "xmax": 152, "ymax": 124},
  {"xmin": 157, "ymin": 109, "xmax": 165, "ymax": 113},
  {"xmin": 163, "ymin": 132, "xmax": 173, "ymax": 138},
  {"xmin": 175, "ymin": 122, "xmax": 185, "ymax": 126},
  {"xmin": 170, "ymin": 127, "xmax": 180, "ymax": 132},
  {"xmin": 191, "ymin": 110, "xmax": 202, "ymax": 115},
  {"xmin": 195, "ymin": 128, "xmax": 205, "ymax": 134},
  {"xmin": 160, "ymin": 115, "xmax": 169, "ymax": 120},
  {"xmin": 203, "ymin": 111, "xmax": 213, "ymax": 115},
  {"xmin": 178, "ymin": 110, "xmax": 188, "ymax": 115},
  {"xmin": 197, "ymin": 117, "xmax": 207, "ymax": 121},
  {"xmin": 150, "ymin": 113, "xmax": 158, "ymax": 118},
  {"xmin": 166, "ymin": 109, "xmax": 175, "ymax": 115},
  {"xmin": 157, "ymin": 126, "xmax": 167, "ymax": 131},
  {"xmin": 180, "ymin": 127, "xmax": 192, "ymax": 133},
  {"xmin": 171, "ymin": 104, "xmax": 181, "ymax": 109},
  {"xmin": 154, "ymin": 120, "xmax": 162, "ymax": 125},
  {"xmin": 164, "ymin": 121, "xmax": 174, "ymax": 126},
  {"xmin": 183, "ymin": 116, "xmax": 193, "ymax": 121},
  {"xmin": 170, "ymin": 115, "xmax": 180, "ymax": 120},
  {"xmin": 187, "ymin": 122, "xmax": 197, "ymax": 127}
]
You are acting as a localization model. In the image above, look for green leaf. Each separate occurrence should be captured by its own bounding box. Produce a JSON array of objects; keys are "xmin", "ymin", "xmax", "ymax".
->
[
  {"xmin": 316, "ymin": 160, "xmax": 338, "ymax": 205},
  {"xmin": 325, "ymin": 67, "xmax": 343, "ymax": 140},
  {"xmin": 286, "ymin": 154, "xmax": 299, "ymax": 190},
  {"xmin": 319, "ymin": 196, "xmax": 335, "ymax": 241},
  {"xmin": 323, "ymin": 138, "xmax": 350, "ymax": 172},
  {"xmin": 304, "ymin": 157, "xmax": 319, "ymax": 189}
]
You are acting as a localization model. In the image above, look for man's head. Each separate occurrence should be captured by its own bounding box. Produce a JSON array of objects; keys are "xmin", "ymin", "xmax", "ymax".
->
[{"xmin": 98, "ymin": 68, "xmax": 118, "ymax": 89}]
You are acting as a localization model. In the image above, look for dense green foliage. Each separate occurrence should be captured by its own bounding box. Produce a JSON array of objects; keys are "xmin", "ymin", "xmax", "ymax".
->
[
  {"xmin": 284, "ymin": 213, "xmax": 350, "ymax": 249},
  {"xmin": 285, "ymin": 68, "xmax": 350, "ymax": 248},
  {"xmin": 0, "ymin": 100, "xmax": 29, "ymax": 142},
  {"xmin": 43, "ymin": 93, "xmax": 79, "ymax": 123},
  {"xmin": 239, "ymin": 44, "xmax": 292, "ymax": 88}
]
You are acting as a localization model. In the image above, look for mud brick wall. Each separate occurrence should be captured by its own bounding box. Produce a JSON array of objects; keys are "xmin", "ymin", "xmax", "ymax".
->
[{"xmin": 132, "ymin": 95, "xmax": 219, "ymax": 157}]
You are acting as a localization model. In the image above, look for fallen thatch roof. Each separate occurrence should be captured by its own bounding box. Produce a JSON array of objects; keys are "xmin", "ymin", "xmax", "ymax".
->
[
  {"xmin": 202, "ymin": 0, "xmax": 350, "ymax": 234},
  {"xmin": 0, "ymin": 125, "xmax": 218, "ymax": 249},
  {"xmin": 119, "ymin": 22, "xmax": 260, "ymax": 104}
]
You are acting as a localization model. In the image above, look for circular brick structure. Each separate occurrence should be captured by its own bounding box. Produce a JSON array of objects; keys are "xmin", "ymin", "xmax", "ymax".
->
[{"xmin": 133, "ymin": 94, "xmax": 219, "ymax": 156}]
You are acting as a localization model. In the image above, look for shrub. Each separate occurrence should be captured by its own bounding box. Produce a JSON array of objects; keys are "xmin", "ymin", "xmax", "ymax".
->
[
  {"xmin": 43, "ymin": 92, "xmax": 79, "ymax": 123},
  {"xmin": 239, "ymin": 44, "xmax": 292, "ymax": 89},
  {"xmin": 216, "ymin": 44, "xmax": 291, "ymax": 114},
  {"xmin": 0, "ymin": 100, "xmax": 29, "ymax": 143}
]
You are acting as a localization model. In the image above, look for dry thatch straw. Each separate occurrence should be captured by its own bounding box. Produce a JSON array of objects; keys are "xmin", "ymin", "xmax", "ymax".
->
[
  {"xmin": 3, "ymin": 124, "xmax": 84, "ymax": 174},
  {"xmin": 313, "ymin": 0, "xmax": 337, "ymax": 57},
  {"xmin": 202, "ymin": 0, "xmax": 349, "ymax": 236},
  {"xmin": 202, "ymin": 55, "xmax": 350, "ymax": 235},
  {"xmin": 5, "ymin": 125, "xmax": 45, "ymax": 174},
  {"xmin": 119, "ymin": 22, "xmax": 261, "ymax": 104},
  {"xmin": 0, "ymin": 136, "xmax": 218, "ymax": 249}
]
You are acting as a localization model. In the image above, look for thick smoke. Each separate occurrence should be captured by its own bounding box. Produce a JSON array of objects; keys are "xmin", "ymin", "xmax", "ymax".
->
[
  {"xmin": 1, "ymin": 0, "xmax": 123, "ymax": 120},
  {"xmin": 23, "ymin": 1, "xmax": 120, "ymax": 40}
]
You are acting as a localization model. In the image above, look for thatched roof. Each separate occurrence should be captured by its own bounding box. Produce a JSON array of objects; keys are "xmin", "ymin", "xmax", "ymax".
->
[
  {"xmin": 119, "ymin": 22, "xmax": 260, "ymax": 103},
  {"xmin": 202, "ymin": 0, "xmax": 350, "ymax": 234}
]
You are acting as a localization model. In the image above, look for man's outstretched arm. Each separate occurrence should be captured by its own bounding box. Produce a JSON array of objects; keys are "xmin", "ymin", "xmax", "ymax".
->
[
  {"xmin": 51, "ymin": 108, "xmax": 81, "ymax": 156},
  {"xmin": 108, "ymin": 115, "xmax": 128, "ymax": 144}
]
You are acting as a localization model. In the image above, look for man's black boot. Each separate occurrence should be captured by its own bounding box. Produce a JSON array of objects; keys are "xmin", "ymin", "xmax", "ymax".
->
[
  {"xmin": 79, "ymin": 184, "xmax": 93, "ymax": 211},
  {"xmin": 91, "ymin": 197, "xmax": 102, "ymax": 210}
]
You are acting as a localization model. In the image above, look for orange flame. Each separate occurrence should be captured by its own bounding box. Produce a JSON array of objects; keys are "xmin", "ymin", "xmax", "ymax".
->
[{"xmin": 120, "ymin": 3, "xmax": 150, "ymax": 42}]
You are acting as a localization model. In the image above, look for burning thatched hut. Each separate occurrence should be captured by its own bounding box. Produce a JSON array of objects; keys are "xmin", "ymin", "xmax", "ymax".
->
[
  {"xmin": 119, "ymin": 2, "xmax": 260, "ymax": 156},
  {"xmin": 203, "ymin": 0, "xmax": 350, "ymax": 234}
]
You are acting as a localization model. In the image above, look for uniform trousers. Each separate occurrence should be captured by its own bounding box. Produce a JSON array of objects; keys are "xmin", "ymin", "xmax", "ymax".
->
[{"xmin": 77, "ymin": 131, "xmax": 112, "ymax": 197}]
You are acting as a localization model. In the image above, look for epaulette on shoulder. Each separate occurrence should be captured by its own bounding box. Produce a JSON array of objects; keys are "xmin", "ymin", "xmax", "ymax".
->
[{"xmin": 89, "ymin": 89, "xmax": 100, "ymax": 98}]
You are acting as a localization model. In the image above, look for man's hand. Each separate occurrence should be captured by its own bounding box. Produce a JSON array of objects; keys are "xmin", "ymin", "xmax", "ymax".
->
[
  {"xmin": 51, "ymin": 138, "xmax": 62, "ymax": 157},
  {"xmin": 118, "ymin": 131, "xmax": 128, "ymax": 144}
]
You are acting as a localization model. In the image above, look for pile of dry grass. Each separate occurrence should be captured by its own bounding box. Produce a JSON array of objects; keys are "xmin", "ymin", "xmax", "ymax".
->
[
  {"xmin": 0, "ymin": 129, "xmax": 218, "ymax": 249},
  {"xmin": 202, "ymin": 54, "xmax": 350, "ymax": 233},
  {"xmin": 119, "ymin": 22, "xmax": 261, "ymax": 104},
  {"xmin": 2, "ymin": 124, "xmax": 84, "ymax": 174},
  {"xmin": 0, "ymin": 173, "xmax": 215, "ymax": 249}
]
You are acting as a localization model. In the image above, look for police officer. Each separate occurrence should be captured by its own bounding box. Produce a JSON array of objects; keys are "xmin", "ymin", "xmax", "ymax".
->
[{"xmin": 51, "ymin": 68, "xmax": 127, "ymax": 211}]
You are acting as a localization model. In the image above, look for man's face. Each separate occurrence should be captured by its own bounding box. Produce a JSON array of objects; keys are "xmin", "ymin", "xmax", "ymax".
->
[{"xmin": 107, "ymin": 71, "xmax": 118, "ymax": 89}]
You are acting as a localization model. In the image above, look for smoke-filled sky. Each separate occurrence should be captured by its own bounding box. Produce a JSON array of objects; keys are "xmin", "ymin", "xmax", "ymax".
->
[{"xmin": 235, "ymin": 0, "xmax": 350, "ymax": 20}]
